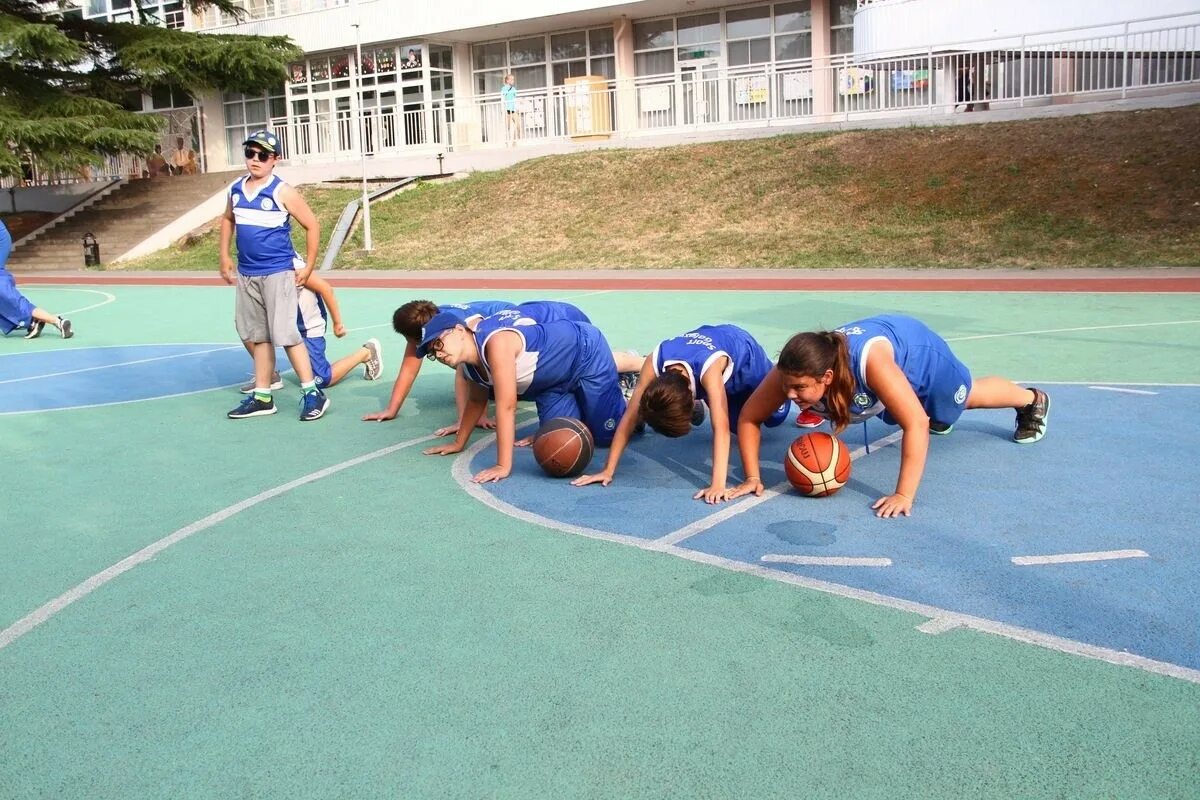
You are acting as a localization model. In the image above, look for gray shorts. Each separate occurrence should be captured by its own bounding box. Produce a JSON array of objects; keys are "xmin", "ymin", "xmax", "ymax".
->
[{"xmin": 235, "ymin": 271, "xmax": 301, "ymax": 346}]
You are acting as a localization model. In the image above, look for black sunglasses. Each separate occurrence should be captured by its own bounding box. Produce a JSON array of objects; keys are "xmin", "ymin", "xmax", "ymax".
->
[{"xmin": 243, "ymin": 147, "xmax": 273, "ymax": 162}]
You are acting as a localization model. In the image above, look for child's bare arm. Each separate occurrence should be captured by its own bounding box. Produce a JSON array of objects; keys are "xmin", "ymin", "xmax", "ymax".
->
[
  {"xmin": 572, "ymin": 355, "xmax": 654, "ymax": 487},
  {"xmin": 696, "ymin": 359, "xmax": 732, "ymax": 503},
  {"xmin": 364, "ymin": 339, "xmax": 422, "ymax": 421},
  {"xmin": 472, "ymin": 333, "xmax": 522, "ymax": 483},
  {"xmin": 218, "ymin": 197, "xmax": 235, "ymax": 285},
  {"xmin": 279, "ymin": 185, "xmax": 319, "ymax": 285},
  {"xmin": 303, "ymin": 273, "xmax": 345, "ymax": 336}
]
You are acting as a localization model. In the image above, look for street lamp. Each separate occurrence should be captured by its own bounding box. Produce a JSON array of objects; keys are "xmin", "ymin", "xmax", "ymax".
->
[{"xmin": 352, "ymin": 0, "xmax": 372, "ymax": 251}]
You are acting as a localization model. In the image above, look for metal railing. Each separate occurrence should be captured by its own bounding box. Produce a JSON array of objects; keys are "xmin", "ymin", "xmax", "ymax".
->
[{"xmin": 267, "ymin": 104, "xmax": 456, "ymax": 161}]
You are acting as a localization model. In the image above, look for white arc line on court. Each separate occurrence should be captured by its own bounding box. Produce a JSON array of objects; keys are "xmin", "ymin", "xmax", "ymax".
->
[
  {"xmin": 654, "ymin": 429, "xmax": 904, "ymax": 548},
  {"xmin": 0, "ymin": 345, "xmax": 241, "ymax": 385},
  {"xmin": 1012, "ymin": 550, "xmax": 1150, "ymax": 566},
  {"xmin": 1088, "ymin": 386, "xmax": 1158, "ymax": 395},
  {"xmin": 946, "ymin": 319, "xmax": 1200, "ymax": 343},
  {"xmin": 0, "ymin": 431, "xmax": 439, "ymax": 652},
  {"xmin": 762, "ymin": 555, "xmax": 892, "ymax": 567},
  {"xmin": 20, "ymin": 287, "xmax": 117, "ymax": 316}
]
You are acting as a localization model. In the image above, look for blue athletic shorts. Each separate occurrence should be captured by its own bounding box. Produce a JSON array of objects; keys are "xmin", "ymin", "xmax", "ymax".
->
[
  {"xmin": 533, "ymin": 326, "xmax": 626, "ymax": 447},
  {"xmin": 879, "ymin": 347, "xmax": 973, "ymax": 428},
  {"xmin": 0, "ymin": 227, "xmax": 35, "ymax": 335}
]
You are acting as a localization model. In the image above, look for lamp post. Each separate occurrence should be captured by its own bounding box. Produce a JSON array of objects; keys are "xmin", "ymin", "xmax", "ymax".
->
[{"xmin": 352, "ymin": 0, "xmax": 373, "ymax": 251}]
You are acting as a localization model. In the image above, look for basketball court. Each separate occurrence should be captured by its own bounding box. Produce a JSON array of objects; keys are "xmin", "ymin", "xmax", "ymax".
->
[{"xmin": 2, "ymin": 272, "xmax": 1199, "ymax": 798}]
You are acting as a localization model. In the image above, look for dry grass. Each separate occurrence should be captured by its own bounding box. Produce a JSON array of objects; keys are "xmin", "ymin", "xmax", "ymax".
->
[{"xmin": 126, "ymin": 106, "xmax": 1200, "ymax": 271}]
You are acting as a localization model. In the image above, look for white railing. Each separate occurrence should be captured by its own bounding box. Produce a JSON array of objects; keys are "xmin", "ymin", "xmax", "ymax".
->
[
  {"xmin": 0, "ymin": 153, "xmax": 156, "ymax": 190},
  {"xmin": 199, "ymin": 0, "xmax": 351, "ymax": 29},
  {"xmin": 268, "ymin": 104, "xmax": 456, "ymax": 161}
]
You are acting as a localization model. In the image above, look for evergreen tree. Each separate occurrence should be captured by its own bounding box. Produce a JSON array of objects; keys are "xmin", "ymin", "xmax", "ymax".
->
[{"xmin": 0, "ymin": 0, "xmax": 300, "ymax": 178}]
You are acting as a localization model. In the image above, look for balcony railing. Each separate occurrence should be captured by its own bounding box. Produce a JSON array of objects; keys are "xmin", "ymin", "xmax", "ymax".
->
[{"xmin": 199, "ymin": 0, "xmax": 350, "ymax": 30}]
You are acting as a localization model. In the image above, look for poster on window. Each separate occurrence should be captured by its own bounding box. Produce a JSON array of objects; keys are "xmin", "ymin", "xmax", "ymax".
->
[
  {"xmin": 891, "ymin": 69, "xmax": 930, "ymax": 91},
  {"xmin": 781, "ymin": 71, "xmax": 813, "ymax": 101},
  {"xmin": 838, "ymin": 67, "xmax": 874, "ymax": 95},
  {"xmin": 640, "ymin": 84, "xmax": 672, "ymax": 113},
  {"xmin": 734, "ymin": 76, "xmax": 769, "ymax": 105}
]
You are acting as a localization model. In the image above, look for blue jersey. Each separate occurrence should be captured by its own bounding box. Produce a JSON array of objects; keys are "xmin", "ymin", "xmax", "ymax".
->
[
  {"xmin": 295, "ymin": 259, "xmax": 327, "ymax": 339},
  {"xmin": 465, "ymin": 317, "xmax": 586, "ymax": 397},
  {"xmin": 825, "ymin": 314, "xmax": 973, "ymax": 426},
  {"xmin": 440, "ymin": 300, "xmax": 517, "ymax": 326},
  {"xmin": 651, "ymin": 324, "xmax": 772, "ymax": 403},
  {"xmin": 229, "ymin": 174, "xmax": 297, "ymax": 276}
]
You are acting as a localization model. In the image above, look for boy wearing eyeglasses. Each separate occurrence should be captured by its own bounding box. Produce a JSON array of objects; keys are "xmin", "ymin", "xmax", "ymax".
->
[{"xmin": 220, "ymin": 130, "xmax": 330, "ymax": 421}]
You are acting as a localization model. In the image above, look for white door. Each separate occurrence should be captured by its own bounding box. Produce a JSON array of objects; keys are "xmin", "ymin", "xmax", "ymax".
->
[{"xmin": 679, "ymin": 59, "xmax": 721, "ymax": 125}]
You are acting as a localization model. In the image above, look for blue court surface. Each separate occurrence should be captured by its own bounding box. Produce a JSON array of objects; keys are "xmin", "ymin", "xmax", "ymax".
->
[{"xmin": 472, "ymin": 384, "xmax": 1200, "ymax": 672}]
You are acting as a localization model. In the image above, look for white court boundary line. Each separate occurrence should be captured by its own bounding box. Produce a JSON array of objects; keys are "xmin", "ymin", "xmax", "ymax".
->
[
  {"xmin": 943, "ymin": 318, "xmax": 1200, "ymax": 343},
  {"xmin": 0, "ymin": 345, "xmax": 240, "ymax": 385},
  {"xmin": 447, "ymin": 408, "xmax": 1200, "ymax": 685},
  {"xmin": 18, "ymin": 287, "xmax": 118, "ymax": 316},
  {"xmin": 1088, "ymin": 386, "xmax": 1158, "ymax": 395},
  {"xmin": 0, "ymin": 431, "xmax": 439, "ymax": 651},
  {"xmin": 762, "ymin": 555, "xmax": 893, "ymax": 567}
]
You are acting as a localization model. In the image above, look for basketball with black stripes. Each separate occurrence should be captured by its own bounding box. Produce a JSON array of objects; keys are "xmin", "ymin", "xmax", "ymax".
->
[
  {"xmin": 533, "ymin": 417, "xmax": 595, "ymax": 478},
  {"xmin": 784, "ymin": 432, "xmax": 851, "ymax": 497}
]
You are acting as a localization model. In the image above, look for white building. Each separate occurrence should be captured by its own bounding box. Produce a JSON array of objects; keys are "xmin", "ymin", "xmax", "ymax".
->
[{"xmin": 74, "ymin": 0, "xmax": 1200, "ymax": 174}]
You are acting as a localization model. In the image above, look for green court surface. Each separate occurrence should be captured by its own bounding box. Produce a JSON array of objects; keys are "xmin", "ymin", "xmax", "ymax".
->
[{"xmin": 2, "ymin": 282, "xmax": 1199, "ymax": 799}]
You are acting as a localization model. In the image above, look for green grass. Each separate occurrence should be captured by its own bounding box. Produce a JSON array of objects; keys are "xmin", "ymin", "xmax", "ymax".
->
[{"xmin": 119, "ymin": 106, "xmax": 1200, "ymax": 270}]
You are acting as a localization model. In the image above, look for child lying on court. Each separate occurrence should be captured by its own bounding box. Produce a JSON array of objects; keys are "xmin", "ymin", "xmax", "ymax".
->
[
  {"xmin": 726, "ymin": 314, "xmax": 1050, "ymax": 518},
  {"xmin": 237, "ymin": 267, "xmax": 382, "ymax": 393},
  {"xmin": 418, "ymin": 310, "xmax": 630, "ymax": 483},
  {"xmin": 572, "ymin": 324, "xmax": 790, "ymax": 503},
  {"xmin": 0, "ymin": 221, "xmax": 73, "ymax": 340}
]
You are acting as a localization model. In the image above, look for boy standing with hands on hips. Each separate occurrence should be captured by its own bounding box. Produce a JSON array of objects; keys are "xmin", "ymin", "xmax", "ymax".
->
[{"xmin": 220, "ymin": 130, "xmax": 330, "ymax": 421}]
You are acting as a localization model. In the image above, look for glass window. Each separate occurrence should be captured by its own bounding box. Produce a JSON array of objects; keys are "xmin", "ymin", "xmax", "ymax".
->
[
  {"xmin": 472, "ymin": 42, "xmax": 506, "ymax": 71},
  {"xmin": 85, "ymin": 0, "xmax": 105, "ymax": 16},
  {"xmin": 726, "ymin": 6, "xmax": 770, "ymax": 39},
  {"xmin": 589, "ymin": 28, "xmax": 614, "ymax": 57},
  {"xmin": 509, "ymin": 37, "xmax": 545, "ymax": 66},
  {"xmin": 729, "ymin": 39, "xmax": 771, "ymax": 67},
  {"xmin": 774, "ymin": 1, "xmax": 812, "ymax": 33},
  {"xmin": 289, "ymin": 62, "xmax": 306, "ymax": 83},
  {"xmin": 831, "ymin": 27, "xmax": 854, "ymax": 55},
  {"xmin": 634, "ymin": 19, "xmax": 674, "ymax": 50},
  {"xmin": 428, "ymin": 44, "xmax": 453, "ymax": 71},
  {"xmin": 552, "ymin": 32, "xmax": 586, "ymax": 61},
  {"xmin": 224, "ymin": 103, "xmax": 245, "ymax": 126},
  {"xmin": 553, "ymin": 60, "xmax": 587, "ymax": 85},
  {"xmin": 476, "ymin": 70, "xmax": 506, "ymax": 94},
  {"xmin": 831, "ymin": 0, "xmax": 856, "ymax": 27},
  {"xmin": 635, "ymin": 50, "xmax": 674, "ymax": 76},
  {"xmin": 375, "ymin": 47, "xmax": 397, "ymax": 74},
  {"xmin": 309, "ymin": 58, "xmax": 329, "ymax": 81},
  {"xmin": 513, "ymin": 64, "xmax": 546, "ymax": 90},
  {"xmin": 775, "ymin": 32, "xmax": 812, "ymax": 62},
  {"xmin": 591, "ymin": 56, "xmax": 615, "ymax": 80},
  {"xmin": 677, "ymin": 13, "xmax": 719, "ymax": 47},
  {"xmin": 244, "ymin": 99, "xmax": 266, "ymax": 125},
  {"xmin": 678, "ymin": 44, "xmax": 720, "ymax": 62}
]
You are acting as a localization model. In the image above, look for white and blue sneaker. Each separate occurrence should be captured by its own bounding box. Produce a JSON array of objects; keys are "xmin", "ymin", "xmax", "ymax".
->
[{"xmin": 299, "ymin": 389, "xmax": 330, "ymax": 421}]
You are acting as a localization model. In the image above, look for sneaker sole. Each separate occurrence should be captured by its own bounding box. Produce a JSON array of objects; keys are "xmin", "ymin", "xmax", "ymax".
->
[
  {"xmin": 228, "ymin": 406, "xmax": 278, "ymax": 419},
  {"xmin": 60, "ymin": 320, "xmax": 73, "ymax": 339},
  {"xmin": 364, "ymin": 338, "xmax": 383, "ymax": 380},
  {"xmin": 930, "ymin": 425, "xmax": 954, "ymax": 436},
  {"xmin": 1014, "ymin": 395, "xmax": 1050, "ymax": 444}
]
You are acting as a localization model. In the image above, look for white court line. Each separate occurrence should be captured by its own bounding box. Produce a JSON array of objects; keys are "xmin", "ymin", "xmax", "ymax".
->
[
  {"xmin": 917, "ymin": 617, "xmax": 964, "ymax": 635},
  {"xmin": 19, "ymin": 287, "xmax": 118, "ymax": 316},
  {"xmin": 762, "ymin": 554, "xmax": 893, "ymax": 567},
  {"xmin": 945, "ymin": 319, "xmax": 1200, "ymax": 343},
  {"xmin": 0, "ymin": 345, "xmax": 240, "ymax": 385},
  {"xmin": 0, "ymin": 431, "xmax": 440, "ymax": 652},
  {"xmin": 654, "ymin": 430, "xmax": 904, "ymax": 548},
  {"xmin": 1012, "ymin": 550, "xmax": 1150, "ymax": 566},
  {"xmin": 1087, "ymin": 386, "xmax": 1158, "ymax": 395}
]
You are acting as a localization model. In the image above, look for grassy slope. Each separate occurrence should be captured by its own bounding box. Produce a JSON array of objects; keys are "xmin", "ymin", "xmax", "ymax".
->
[{"xmin": 123, "ymin": 106, "xmax": 1200, "ymax": 271}]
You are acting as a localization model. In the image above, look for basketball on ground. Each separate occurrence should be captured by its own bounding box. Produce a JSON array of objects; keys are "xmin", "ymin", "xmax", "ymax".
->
[
  {"xmin": 533, "ymin": 417, "xmax": 595, "ymax": 478},
  {"xmin": 784, "ymin": 432, "xmax": 851, "ymax": 497}
]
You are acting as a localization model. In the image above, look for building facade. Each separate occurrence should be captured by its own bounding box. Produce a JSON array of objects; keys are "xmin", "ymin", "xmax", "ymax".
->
[{"xmin": 69, "ymin": 0, "xmax": 1200, "ymax": 174}]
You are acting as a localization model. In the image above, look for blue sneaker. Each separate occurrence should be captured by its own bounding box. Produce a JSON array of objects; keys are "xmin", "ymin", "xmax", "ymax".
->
[
  {"xmin": 300, "ymin": 389, "xmax": 330, "ymax": 421},
  {"xmin": 228, "ymin": 395, "xmax": 277, "ymax": 419}
]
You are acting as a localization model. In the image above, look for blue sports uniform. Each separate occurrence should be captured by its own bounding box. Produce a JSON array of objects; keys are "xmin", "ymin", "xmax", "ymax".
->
[
  {"xmin": 0, "ymin": 222, "xmax": 36, "ymax": 335},
  {"xmin": 818, "ymin": 314, "xmax": 973, "ymax": 427},
  {"xmin": 229, "ymin": 174, "xmax": 296, "ymax": 276},
  {"xmin": 294, "ymin": 261, "xmax": 332, "ymax": 385},
  {"xmin": 464, "ymin": 316, "xmax": 626, "ymax": 446},
  {"xmin": 440, "ymin": 300, "xmax": 518, "ymax": 327},
  {"xmin": 652, "ymin": 324, "xmax": 789, "ymax": 429}
]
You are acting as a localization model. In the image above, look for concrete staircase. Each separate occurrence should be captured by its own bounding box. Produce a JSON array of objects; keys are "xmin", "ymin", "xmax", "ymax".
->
[{"xmin": 7, "ymin": 171, "xmax": 238, "ymax": 271}]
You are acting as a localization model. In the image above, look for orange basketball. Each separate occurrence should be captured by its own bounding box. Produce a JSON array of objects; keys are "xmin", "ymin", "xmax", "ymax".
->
[
  {"xmin": 532, "ymin": 417, "xmax": 594, "ymax": 478},
  {"xmin": 784, "ymin": 432, "xmax": 852, "ymax": 497}
]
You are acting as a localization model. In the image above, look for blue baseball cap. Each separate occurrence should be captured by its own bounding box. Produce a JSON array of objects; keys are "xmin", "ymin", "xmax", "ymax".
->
[
  {"xmin": 417, "ymin": 310, "xmax": 468, "ymax": 357},
  {"xmin": 243, "ymin": 130, "xmax": 281, "ymax": 153}
]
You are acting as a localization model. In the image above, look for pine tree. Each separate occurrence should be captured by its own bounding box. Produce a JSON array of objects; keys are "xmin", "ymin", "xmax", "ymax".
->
[{"xmin": 0, "ymin": 0, "xmax": 300, "ymax": 178}]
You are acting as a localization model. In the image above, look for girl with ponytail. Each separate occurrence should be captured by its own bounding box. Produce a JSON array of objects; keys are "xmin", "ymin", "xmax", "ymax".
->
[{"xmin": 727, "ymin": 315, "xmax": 1050, "ymax": 518}]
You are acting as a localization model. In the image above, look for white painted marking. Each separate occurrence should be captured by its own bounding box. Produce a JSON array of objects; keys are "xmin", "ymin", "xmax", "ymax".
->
[
  {"xmin": 945, "ymin": 319, "xmax": 1200, "ymax": 343},
  {"xmin": 1087, "ymin": 386, "xmax": 1158, "ymax": 395},
  {"xmin": 0, "ymin": 432, "xmax": 440, "ymax": 651},
  {"xmin": 1012, "ymin": 550, "xmax": 1150, "ymax": 566},
  {"xmin": 762, "ymin": 554, "xmax": 893, "ymax": 567},
  {"xmin": 0, "ymin": 345, "xmax": 240, "ymax": 385},
  {"xmin": 19, "ymin": 287, "xmax": 118, "ymax": 316},
  {"xmin": 654, "ymin": 429, "xmax": 903, "ymax": 548},
  {"xmin": 917, "ymin": 617, "xmax": 964, "ymax": 635}
]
